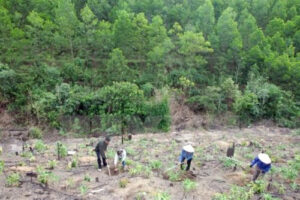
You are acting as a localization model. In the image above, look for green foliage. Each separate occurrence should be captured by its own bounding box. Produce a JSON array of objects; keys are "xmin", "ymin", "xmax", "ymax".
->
[
  {"xmin": 0, "ymin": 160, "xmax": 4, "ymax": 174},
  {"xmin": 182, "ymin": 179, "xmax": 197, "ymax": 192},
  {"xmin": 37, "ymin": 166, "xmax": 54, "ymax": 185},
  {"xmin": 154, "ymin": 191, "xmax": 170, "ymax": 200},
  {"xmin": 34, "ymin": 140, "xmax": 47, "ymax": 153},
  {"xmin": 48, "ymin": 160, "xmax": 57, "ymax": 170},
  {"xmin": 6, "ymin": 173, "xmax": 20, "ymax": 187},
  {"xmin": 79, "ymin": 184, "xmax": 88, "ymax": 195},
  {"xmin": 119, "ymin": 178, "xmax": 129, "ymax": 188},
  {"xmin": 0, "ymin": 0, "xmax": 299, "ymax": 129},
  {"xmin": 84, "ymin": 174, "xmax": 91, "ymax": 182},
  {"xmin": 214, "ymin": 185, "xmax": 254, "ymax": 200},
  {"xmin": 250, "ymin": 180, "xmax": 267, "ymax": 194},
  {"xmin": 29, "ymin": 127, "xmax": 43, "ymax": 139},
  {"xmin": 167, "ymin": 170, "xmax": 182, "ymax": 182},
  {"xmin": 220, "ymin": 157, "xmax": 240, "ymax": 168},
  {"xmin": 150, "ymin": 160, "xmax": 162, "ymax": 170},
  {"xmin": 56, "ymin": 141, "xmax": 67, "ymax": 159}
]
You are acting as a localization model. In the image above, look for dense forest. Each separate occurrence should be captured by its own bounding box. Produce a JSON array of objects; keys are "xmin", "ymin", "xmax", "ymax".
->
[{"xmin": 0, "ymin": 0, "xmax": 299, "ymax": 133}]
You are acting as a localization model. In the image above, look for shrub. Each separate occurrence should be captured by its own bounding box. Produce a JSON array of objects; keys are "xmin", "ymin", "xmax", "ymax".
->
[
  {"xmin": 29, "ymin": 127, "xmax": 43, "ymax": 139},
  {"xmin": 182, "ymin": 179, "xmax": 197, "ymax": 192},
  {"xmin": 6, "ymin": 173, "xmax": 20, "ymax": 187},
  {"xmin": 250, "ymin": 180, "xmax": 267, "ymax": 194},
  {"xmin": 220, "ymin": 157, "xmax": 240, "ymax": 168},
  {"xmin": 34, "ymin": 140, "xmax": 47, "ymax": 153}
]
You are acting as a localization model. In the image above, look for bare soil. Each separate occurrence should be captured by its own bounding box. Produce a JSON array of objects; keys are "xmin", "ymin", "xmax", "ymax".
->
[{"xmin": 1, "ymin": 125, "xmax": 300, "ymax": 200}]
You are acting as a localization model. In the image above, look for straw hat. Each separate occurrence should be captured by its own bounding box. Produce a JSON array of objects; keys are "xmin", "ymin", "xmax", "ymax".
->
[
  {"xmin": 183, "ymin": 144, "xmax": 194, "ymax": 153},
  {"xmin": 258, "ymin": 153, "xmax": 271, "ymax": 164}
]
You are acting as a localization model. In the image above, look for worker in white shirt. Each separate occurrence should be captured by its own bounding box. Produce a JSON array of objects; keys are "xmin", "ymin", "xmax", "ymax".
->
[{"xmin": 114, "ymin": 149, "xmax": 126, "ymax": 172}]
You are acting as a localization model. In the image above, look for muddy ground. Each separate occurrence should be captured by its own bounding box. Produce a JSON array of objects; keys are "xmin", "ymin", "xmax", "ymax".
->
[{"xmin": 0, "ymin": 125, "xmax": 300, "ymax": 200}]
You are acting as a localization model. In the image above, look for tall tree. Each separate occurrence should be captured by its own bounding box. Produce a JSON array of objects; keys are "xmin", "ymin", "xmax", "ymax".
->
[{"xmin": 195, "ymin": 0, "xmax": 215, "ymax": 38}]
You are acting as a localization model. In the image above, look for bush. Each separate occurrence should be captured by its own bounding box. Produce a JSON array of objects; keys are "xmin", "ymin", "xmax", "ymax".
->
[
  {"xmin": 6, "ymin": 173, "xmax": 20, "ymax": 187},
  {"xmin": 29, "ymin": 127, "xmax": 43, "ymax": 139}
]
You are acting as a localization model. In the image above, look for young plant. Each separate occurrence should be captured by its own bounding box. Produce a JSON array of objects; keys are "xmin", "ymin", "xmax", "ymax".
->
[
  {"xmin": 35, "ymin": 140, "xmax": 47, "ymax": 153},
  {"xmin": 119, "ymin": 178, "xmax": 129, "ymax": 188},
  {"xmin": 84, "ymin": 174, "xmax": 91, "ymax": 182},
  {"xmin": 150, "ymin": 160, "xmax": 162, "ymax": 170},
  {"xmin": 37, "ymin": 166, "xmax": 56, "ymax": 186},
  {"xmin": 129, "ymin": 163, "xmax": 144, "ymax": 176},
  {"xmin": 0, "ymin": 160, "xmax": 4, "ymax": 174},
  {"xmin": 182, "ymin": 179, "xmax": 197, "ymax": 192},
  {"xmin": 6, "ymin": 173, "xmax": 20, "ymax": 187},
  {"xmin": 167, "ymin": 170, "xmax": 182, "ymax": 182},
  {"xmin": 79, "ymin": 184, "xmax": 88, "ymax": 195},
  {"xmin": 56, "ymin": 141, "xmax": 67, "ymax": 159},
  {"xmin": 249, "ymin": 180, "xmax": 267, "ymax": 194},
  {"xmin": 48, "ymin": 160, "xmax": 57, "ymax": 170},
  {"xmin": 220, "ymin": 157, "xmax": 240, "ymax": 168},
  {"xmin": 125, "ymin": 147, "xmax": 137, "ymax": 156},
  {"xmin": 154, "ymin": 191, "xmax": 170, "ymax": 200},
  {"xmin": 29, "ymin": 127, "xmax": 43, "ymax": 139}
]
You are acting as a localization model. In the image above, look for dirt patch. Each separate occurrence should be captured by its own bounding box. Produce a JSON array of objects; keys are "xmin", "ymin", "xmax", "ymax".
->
[
  {"xmin": 78, "ymin": 156, "xmax": 96, "ymax": 164},
  {"xmin": 10, "ymin": 166, "xmax": 35, "ymax": 173},
  {"xmin": 224, "ymin": 172, "xmax": 251, "ymax": 186}
]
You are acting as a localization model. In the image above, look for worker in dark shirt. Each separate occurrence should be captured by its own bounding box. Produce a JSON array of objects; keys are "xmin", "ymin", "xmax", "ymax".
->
[{"xmin": 95, "ymin": 136, "xmax": 110, "ymax": 171}]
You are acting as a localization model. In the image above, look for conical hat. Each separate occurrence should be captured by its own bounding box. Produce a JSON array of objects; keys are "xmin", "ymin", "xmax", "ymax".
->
[
  {"xmin": 183, "ymin": 145, "xmax": 194, "ymax": 153},
  {"xmin": 258, "ymin": 153, "xmax": 271, "ymax": 164}
]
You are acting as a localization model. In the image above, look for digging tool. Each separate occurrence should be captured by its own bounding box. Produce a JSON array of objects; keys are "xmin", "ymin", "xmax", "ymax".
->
[
  {"xmin": 163, "ymin": 162, "xmax": 181, "ymax": 173},
  {"xmin": 107, "ymin": 165, "xmax": 111, "ymax": 176}
]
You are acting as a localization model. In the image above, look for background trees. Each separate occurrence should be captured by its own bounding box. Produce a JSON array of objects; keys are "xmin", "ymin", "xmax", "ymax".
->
[{"xmin": 0, "ymin": 0, "xmax": 299, "ymax": 130}]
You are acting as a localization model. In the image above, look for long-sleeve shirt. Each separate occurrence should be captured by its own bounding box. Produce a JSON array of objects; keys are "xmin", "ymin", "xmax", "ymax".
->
[
  {"xmin": 95, "ymin": 141, "xmax": 108, "ymax": 159},
  {"xmin": 179, "ymin": 149, "xmax": 194, "ymax": 162},
  {"xmin": 114, "ymin": 149, "xmax": 126, "ymax": 166},
  {"xmin": 250, "ymin": 156, "xmax": 271, "ymax": 173}
]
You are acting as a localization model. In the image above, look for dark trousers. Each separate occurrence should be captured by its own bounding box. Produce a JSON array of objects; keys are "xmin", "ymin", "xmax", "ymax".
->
[
  {"xmin": 253, "ymin": 166, "xmax": 265, "ymax": 181},
  {"xmin": 96, "ymin": 151, "xmax": 107, "ymax": 169},
  {"xmin": 180, "ymin": 158, "xmax": 192, "ymax": 171}
]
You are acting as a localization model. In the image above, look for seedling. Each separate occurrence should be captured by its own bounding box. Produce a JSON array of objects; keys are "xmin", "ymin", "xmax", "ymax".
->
[
  {"xmin": 119, "ymin": 178, "xmax": 129, "ymax": 188},
  {"xmin": 182, "ymin": 179, "xmax": 197, "ymax": 192},
  {"xmin": 84, "ymin": 174, "xmax": 91, "ymax": 182},
  {"xmin": 6, "ymin": 173, "xmax": 20, "ymax": 187},
  {"xmin": 154, "ymin": 191, "xmax": 170, "ymax": 200},
  {"xmin": 150, "ymin": 160, "xmax": 162, "ymax": 170},
  {"xmin": 37, "ymin": 166, "xmax": 56, "ymax": 186},
  {"xmin": 79, "ymin": 184, "xmax": 88, "ymax": 195},
  {"xmin": 56, "ymin": 141, "xmax": 67, "ymax": 160},
  {"xmin": 0, "ymin": 160, "xmax": 4, "ymax": 174},
  {"xmin": 34, "ymin": 140, "xmax": 47, "ymax": 153},
  {"xmin": 48, "ymin": 160, "xmax": 57, "ymax": 170}
]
